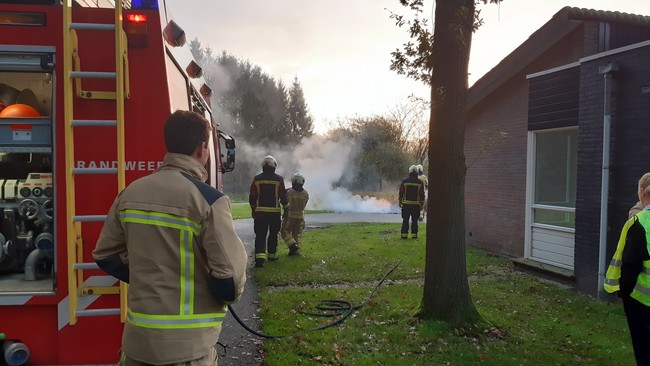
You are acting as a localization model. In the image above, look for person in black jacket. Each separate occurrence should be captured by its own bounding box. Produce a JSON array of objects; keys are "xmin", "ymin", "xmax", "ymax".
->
[
  {"xmin": 249, "ymin": 155, "xmax": 289, "ymax": 267},
  {"xmin": 398, "ymin": 165, "xmax": 425, "ymax": 239}
]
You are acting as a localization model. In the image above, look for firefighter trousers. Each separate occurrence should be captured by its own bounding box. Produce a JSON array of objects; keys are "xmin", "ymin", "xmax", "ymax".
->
[
  {"xmin": 281, "ymin": 217, "xmax": 305, "ymax": 247},
  {"xmin": 401, "ymin": 205, "xmax": 421, "ymax": 236},
  {"xmin": 254, "ymin": 212, "xmax": 281, "ymax": 260},
  {"xmin": 120, "ymin": 347, "xmax": 217, "ymax": 366}
]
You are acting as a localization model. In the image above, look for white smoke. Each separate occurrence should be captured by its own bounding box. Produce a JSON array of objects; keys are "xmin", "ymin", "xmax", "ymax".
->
[
  {"xmin": 222, "ymin": 132, "xmax": 399, "ymax": 214},
  {"xmin": 205, "ymin": 54, "xmax": 398, "ymax": 214},
  {"xmin": 292, "ymin": 135, "xmax": 397, "ymax": 213},
  {"xmin": 319, "ymin": 188, "xmax": 395, "ymax": 213}
]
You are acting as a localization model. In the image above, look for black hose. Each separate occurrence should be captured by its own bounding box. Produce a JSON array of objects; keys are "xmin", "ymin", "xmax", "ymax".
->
[{"xmin": 226, "ymin": 260, "xmax": 402, "ymax": 339}]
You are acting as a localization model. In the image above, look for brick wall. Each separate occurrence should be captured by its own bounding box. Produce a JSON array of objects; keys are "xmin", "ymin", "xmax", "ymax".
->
[
  {"xmin": 465, "ymin": 26, "xmax": 588, "ymax": 257},
  {"xmin": 575, "ymin": 44, "xmax": 650, "ymax": 295},
  {"xmin": 465, "ymin": 78, "xmax": 528, "ymax": 256}
]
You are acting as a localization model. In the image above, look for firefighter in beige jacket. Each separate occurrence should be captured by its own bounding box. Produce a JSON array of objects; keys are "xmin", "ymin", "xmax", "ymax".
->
[
  {"xmin": 281, "ymin": 172, "xmax": 309, "ymax": 256},
  {"xmin": 93, "ymin": 111, "xmax": 247, "ymax": 366}
]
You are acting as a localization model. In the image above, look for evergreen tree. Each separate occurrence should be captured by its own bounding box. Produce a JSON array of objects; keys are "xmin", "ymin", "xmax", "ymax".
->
[
  {"xmin": 287, "ymin": 77, "xmax": 314, "ymax": 142},
  {"xmin": 189, "ymin": 37, "xmax": 214, "ymax": 66},
  {"xmin": 189, "ymin": 38, "xmax": 203, "ymax": 63},
  {"xmin": 273, "ymin": 80, "xmax": 292, "ymax": 143},
  {"xmin": 210, "ymin": 53, "xmax": 311, "ymax": 145},
  {"xmin": 183, "ymin": 44, "xmax": 317, "ymax": 193}
]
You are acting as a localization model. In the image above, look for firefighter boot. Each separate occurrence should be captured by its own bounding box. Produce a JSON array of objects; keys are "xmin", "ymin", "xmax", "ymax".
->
[
  {"xmin": 255, "ymin": 258, "xmax": 265, "ymax": 268},
  {"xmin": 412, "ymin": 233, "xmax": 418, "ymax": 239},
  {"xmin": 268, "ymin": 253, "xmax": 278, "ymax": 262},
  {"xmin": 288, "ymin": 243, "xmax": 301, "ymax": 256}
]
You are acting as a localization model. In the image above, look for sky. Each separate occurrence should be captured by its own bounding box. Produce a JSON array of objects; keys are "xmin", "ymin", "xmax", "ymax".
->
[{"xmin": 168, "ymin": 0, "xmax": 650, "ymax": 134}]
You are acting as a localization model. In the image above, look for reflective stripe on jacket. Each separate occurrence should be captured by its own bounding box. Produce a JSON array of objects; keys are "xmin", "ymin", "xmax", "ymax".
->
[
  {"xmin": 249, "ymin": 170, "xmax": 289, "ymax": 213},
  {"xmin": 399, "ymin": 176, "xmax": 425, "ymax": 206},
  {"xmin": 119, "ymin": 209, "xmax": 225, "ymax": 329},
  {"xmin": 93, "ymin": 153, "xmax": 248, "ymax": 364},
  {"xmin": 604, "ymin": 210, "xmax": 650, "ymax": 306}
]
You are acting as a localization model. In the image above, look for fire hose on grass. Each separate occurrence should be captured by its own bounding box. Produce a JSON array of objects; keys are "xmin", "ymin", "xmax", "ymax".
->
[{"xmin": 225, "ymin": 260, "xmax": 402, "ymax": 340}]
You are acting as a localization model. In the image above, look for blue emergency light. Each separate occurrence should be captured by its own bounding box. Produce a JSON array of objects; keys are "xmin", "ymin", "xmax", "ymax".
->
[{"xmin": 131, "ymin": 0, "xmax": 159, "ymax": 10}]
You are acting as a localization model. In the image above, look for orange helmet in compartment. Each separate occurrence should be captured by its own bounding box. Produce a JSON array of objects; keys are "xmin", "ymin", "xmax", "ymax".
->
[{"xmin": 0, "ymin": 103, "xmax": 40, "ymax": 118}]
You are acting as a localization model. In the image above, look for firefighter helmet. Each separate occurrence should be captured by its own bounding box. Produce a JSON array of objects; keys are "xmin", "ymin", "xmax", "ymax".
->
[
  {"xmin": 0, "ymin": 103, "xmax": 40, "ymax": 118},
  {"xmin": 262, "ymin": 155, "xmax": 277, "ymax": 168},
  {"xmin": 409, "ymin": 165, "xmax": 418, "ymax": 174},
  {"xmin": 417, "ymin": 164, "xmax": 424, "ymax": 175},
  {"xmin": 291, "ymin": 172, "xmax": 305, "ymax": 185}
]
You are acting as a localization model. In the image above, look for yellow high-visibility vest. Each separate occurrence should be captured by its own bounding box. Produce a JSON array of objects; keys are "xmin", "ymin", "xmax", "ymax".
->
[{"xmin": 604, "ymin": 210, "xmax": 650, "ymax": 306}]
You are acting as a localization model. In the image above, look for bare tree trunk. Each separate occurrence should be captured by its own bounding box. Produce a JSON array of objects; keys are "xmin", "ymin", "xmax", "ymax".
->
[{"xmin": 421, "ymin": 0, "xmax": 481, "ymax": 325}]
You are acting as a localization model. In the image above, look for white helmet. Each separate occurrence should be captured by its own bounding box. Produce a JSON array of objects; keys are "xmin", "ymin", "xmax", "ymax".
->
[
  {"xmin": 262, "ymin": 155, "xmax": 277, "ymax": 168},
  {"xmin": 291, "ymin": 172, "xmax": 305, "ymax": 185},
  {"xmin": 417, "ymin": 164, "xmax": 424, "ymax": 175},
  {"xmin": 409, "ymin": 165, "xmax": 418, "ymax": 174}
]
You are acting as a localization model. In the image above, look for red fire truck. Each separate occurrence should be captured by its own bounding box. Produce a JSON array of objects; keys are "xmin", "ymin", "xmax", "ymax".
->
[{"xmin": 0, "ymin": 1, "xmax": 235, "ymax": 364}]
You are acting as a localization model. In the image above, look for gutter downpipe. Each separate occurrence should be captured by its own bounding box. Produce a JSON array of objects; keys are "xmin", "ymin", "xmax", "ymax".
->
[{"xmin": 597, "ymin": 62, "xmax": 618, "ymax": 299}]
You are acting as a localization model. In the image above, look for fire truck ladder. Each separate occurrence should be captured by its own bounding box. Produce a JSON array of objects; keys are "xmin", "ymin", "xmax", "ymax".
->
[{"xmin": 63, "ymin": 1, "xmax": 129, "ymax": 325}]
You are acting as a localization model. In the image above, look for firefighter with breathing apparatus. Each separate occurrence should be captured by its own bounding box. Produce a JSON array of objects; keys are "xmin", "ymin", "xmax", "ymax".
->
[
  {"xmin": 399, "ymin": 165, "xmax": 425, "ymax": 239},
  {"xmin": 249, "ymin": 155, "xmax": 289, "ymax": 267}
]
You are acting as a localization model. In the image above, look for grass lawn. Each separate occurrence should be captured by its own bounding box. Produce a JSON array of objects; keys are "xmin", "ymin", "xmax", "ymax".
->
[
  {"xmin": 253, "ymin": 223, "xmax": 635, "ymax": 366},
  {"xmin": 230, "ymin": 202, "xmax": 252, "ymax": 220},
  {"xmin": 230, "ymin": 202, "xmax": 330, "ymax": 220}
]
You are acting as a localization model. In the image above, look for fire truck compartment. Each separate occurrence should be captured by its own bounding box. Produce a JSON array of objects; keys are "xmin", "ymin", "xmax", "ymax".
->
[{"xmin": 0, "ymin": 46, "xmax": 55, "ymax": 294}]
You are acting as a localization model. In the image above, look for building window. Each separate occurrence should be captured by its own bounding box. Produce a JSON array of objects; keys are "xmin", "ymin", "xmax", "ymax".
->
[{"xmin": 533, "ymin": 128, "xmax": 577, "ymax": 228}]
